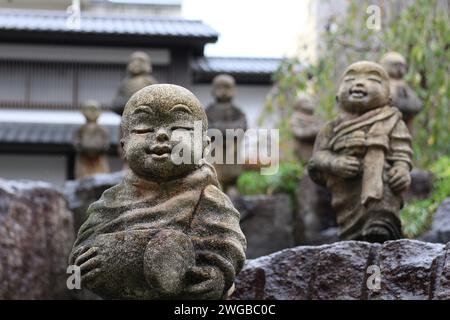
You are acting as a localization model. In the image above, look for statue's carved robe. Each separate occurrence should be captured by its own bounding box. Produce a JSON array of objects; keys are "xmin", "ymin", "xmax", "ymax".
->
[
  {"xmin": 308, "ymin": 106, "xmax": 412, "ymax": 240},
  {"xmin": 73, "ymin": 123, "xmax": 110, "ymax": 179},
  {"xmin": 70, "ymin": 163, "xmax": 246, "ymax": 299},
  {"xmin": 206, "ymin": 103, "xmax": 247, "ymax": 190}
]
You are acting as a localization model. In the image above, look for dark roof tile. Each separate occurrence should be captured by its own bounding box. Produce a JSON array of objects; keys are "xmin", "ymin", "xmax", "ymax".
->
[
  {"xmin": 0, "ymin": 9, "xmax": 218, "ymax": 40},
  {"xmin": 0, "ymin": 122, "xmax": 119, "ymax": 146}
]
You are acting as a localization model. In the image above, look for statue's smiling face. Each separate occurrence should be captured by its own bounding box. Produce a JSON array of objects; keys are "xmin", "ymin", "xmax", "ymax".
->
[
  {"xmin": 122, "ymin": 103, "xmax": 206, "ymax": 181},
  {"xmin": 337, "ymin": 61, "xmax": 390, "ymax": 114}
]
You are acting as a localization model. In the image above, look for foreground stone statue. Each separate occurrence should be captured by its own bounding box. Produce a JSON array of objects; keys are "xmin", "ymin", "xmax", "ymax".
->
[
  {"xmin": 205, "ymin": 74, "xmax": 247, "ymax": 193},
  {"xmin": 308, "ymin": 61, "xmax": 413, "ymax": 242},
  {"xmin": 73, "ymin": 100, "xmax": 110, "ymax": 179},
  {"xmin": 70, "ymin": 84, "xmax": 246, "ymax": 299},
  {"xmin": 291, "ymin": 93, "xmax": 323, "ymax": 163},
  {"xmin": 380, "ymin": 52, "xmax": 422, "ymax": 131},
  {"xmin": 112, "ymin": 52, "xmax": 157, "ymax": 164}
]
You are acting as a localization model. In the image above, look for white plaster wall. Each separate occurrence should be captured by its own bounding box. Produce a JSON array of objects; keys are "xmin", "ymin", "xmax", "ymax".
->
[{"xmin": 192, "ymin": 84, "xmax": 272, "ymax": 129}]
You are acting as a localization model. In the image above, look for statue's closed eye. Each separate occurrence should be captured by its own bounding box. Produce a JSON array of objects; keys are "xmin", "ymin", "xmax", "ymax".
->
[
  {"xmin": 132, "ymin": 105, "xmax": 154, "ymax": 115},
  {"xmin": 169, "ymin": 104, "xmax": 192, "ymax": 114}
]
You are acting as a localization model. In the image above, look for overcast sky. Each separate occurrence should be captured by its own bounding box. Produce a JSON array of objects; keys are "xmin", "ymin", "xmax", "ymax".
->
[{"xmin": 182, "ymin": 0, "xmax": 309, "ymax": 58}]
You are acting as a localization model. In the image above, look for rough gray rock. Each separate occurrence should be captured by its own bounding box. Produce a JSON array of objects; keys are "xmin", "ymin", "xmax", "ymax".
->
[
  {"xmin": 0, "ymin": 179, "xmax": 74, "ymax": 299},
  {"xmin": 233, "ymin": 194, "xmax": 295, "ymax": 259},
  {"xmin": 420, "ymin": 198, "xmax": 450, "ymax": 244},
  {"xmin": 63, "ymin": 171, "xmax": 124, "ymax": 232},
  {"xmin": 231, "ymin": 239, "xmax": 450, "ymax": 300},
  {"xmin": 405, "ymin": 169, "xmax": 434, "ymax": 202}
]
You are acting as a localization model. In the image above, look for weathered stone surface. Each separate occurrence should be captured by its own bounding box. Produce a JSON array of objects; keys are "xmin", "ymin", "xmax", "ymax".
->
[
  {"xmin": 0, "ymin": 179, "xmax": 74, "ymax": 299},
  {"xmin": 232, "ymin": 239, "xmax": 450, "ymax": 300},
  {"xmin": 234, "ymin": 194, "xmax": 295, "ymax": 259},
  {"xmin": 420, "ymin": 198, "xmax": 450, "ymax": 244},
  {"xmin": 63, "ymin": 171, "xmax": 124, "ymax": 232}
]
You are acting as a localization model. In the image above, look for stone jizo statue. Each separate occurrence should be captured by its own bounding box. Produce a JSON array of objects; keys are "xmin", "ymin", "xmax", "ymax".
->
[
  {"xmin": 112, "ymin": 52, "xmax": 158, "ymax": 166},
  {"xmin": 205, "ymin": 74, "xmax": 247, "ymax": 193},
  {"xmin": 308, "ymin": 61, "xmax": 413, "ymax": 243},
  {"xmin": 73, "ymin": 100, "xmax": 110, "ymax": 179},
  {"xmin": 291, "ymin": 93, "xmax": 323, "ymax": 163},
  {"xmin": 112, "ymin": 51, "xmax": 157, "ymax": 116},
  {"xmin": 380, "ymin": 52, "xmax": 422, "ymax": 131},
  {"xmin": 69, "ymin": 84, "xmax": 246, "ymax": 299}
]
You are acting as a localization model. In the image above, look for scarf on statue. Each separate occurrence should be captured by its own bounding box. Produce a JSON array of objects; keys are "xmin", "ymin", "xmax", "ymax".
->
[{"xmin": 329, "ymin": 106, "xmax": 402, "ymax": 205}]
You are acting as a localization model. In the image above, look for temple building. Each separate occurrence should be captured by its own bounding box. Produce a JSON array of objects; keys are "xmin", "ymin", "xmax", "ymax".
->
[{"xmin": 0, "ymin": 3, "xmax": 279, "ymax": 186}]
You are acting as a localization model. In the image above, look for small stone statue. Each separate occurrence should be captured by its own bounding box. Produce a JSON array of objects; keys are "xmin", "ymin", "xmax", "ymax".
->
[
  {"xmin": 205, "ymin": 74, "xmax": 247, "ymax": 193},
  {"xmin": 308, "ymin": 61, "xmax": 413, "ymax": 243},
  {"xmin": 112, "ymin": 51, "xmax": 157, "ymax": 116},
  {"xmin": 380, "ymin": 52, "xmax": 422, "ymax": 131},
  {"xmin": 112, "ymin": 52, "xmax": 157, "ymax": 166},
  {"xmin": 69, "ymin": 84, "xmax": 246, "ymax": 299},
  {"xmin": 291, "ymin": 93, "xmax": 323, "ymax": 163},
  {"xmin": 73, "ymin": 100, "xmax": 110, "ymax": 179}
]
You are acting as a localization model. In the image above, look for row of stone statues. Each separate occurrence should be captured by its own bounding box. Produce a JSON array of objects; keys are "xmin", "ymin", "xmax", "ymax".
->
[{"xmin": 73, "ymin": 51, "xmax": 248, "ymax": 190}]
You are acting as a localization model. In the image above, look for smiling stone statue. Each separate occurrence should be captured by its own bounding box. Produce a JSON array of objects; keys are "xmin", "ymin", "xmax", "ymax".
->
[
  {"xmin": 308, "ymin": 61, "xmax": 413, "ymax": 243},
  {"xmin": 69, "ymin": 84, "xmax": 246, "ymax": 299}
]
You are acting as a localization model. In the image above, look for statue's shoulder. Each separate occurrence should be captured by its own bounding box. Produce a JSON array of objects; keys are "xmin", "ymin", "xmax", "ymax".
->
[{"xmin": 199, "ymin": 184, "xmax": 239, "ymax": 216}]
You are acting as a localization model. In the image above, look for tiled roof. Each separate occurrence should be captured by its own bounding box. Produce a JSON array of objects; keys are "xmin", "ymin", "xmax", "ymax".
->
[
  {"xmin": 192, "ymin": 56, "xmax": 281, "ymax": 75},
  {"xmin": 192, "ymin": 56, "xmax": 280, "ymax": 83},
  {"xmin": 0, "ymin": 122, "xmax": 119, "ymax": 147},
  {"xmin": 0, "ymin": 9, "xmax": 218, "ymax": 41}
]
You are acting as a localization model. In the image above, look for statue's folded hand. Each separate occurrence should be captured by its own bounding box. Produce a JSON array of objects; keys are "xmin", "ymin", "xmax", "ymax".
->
[
  {"xmin": 184, "ymin": 266, "xmax": 225, "ymax": 299},
  {"xmin": 331, "ymin": 155, "xmax": 361, "ymax": 178},
  {"xmin": 73, "ymin": 246, "xmax": 103, "ymax": 289},
  {"xmin": 388, "ymin": 166, "xmax": 411, "ymax": 193}
]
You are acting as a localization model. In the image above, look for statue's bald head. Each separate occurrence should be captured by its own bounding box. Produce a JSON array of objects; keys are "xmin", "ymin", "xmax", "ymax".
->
[
  {"xmin": 128, "ymin": 51, "xmax": 152, "ymax": 75},
  {"xmin": 380, "ymin": 52, "xmax": 407, "ymax": 79},
  {"xmin": 122, "ymin": 84, "xmax": 208, "ymax": 134},
  {"xmin": 212, "ymin": 74, "xmax": 236, "ymax": 103},
  {"xmin": 342, "ymin": 61, "xmax": 390, "ymax": 83},
  {"xmin": 337, "ymin": 61, "xmax": 391, "ymax": 114}
]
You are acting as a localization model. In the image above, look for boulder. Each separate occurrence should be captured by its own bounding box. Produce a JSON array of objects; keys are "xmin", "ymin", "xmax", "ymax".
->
[
  {"xmin": 0, "ymin": 179, "xmax": 74, "ymax": 299},
  {"xmin": 405, "ymin": 169, "xmax": 434, "ymax": 202},
  {"xmin": 231, "ymin": 239, "xmax": 450, "ymax": 300},
  {"xmin": 420, "ymin": 198, "xmax": 450, "ymax": 244},
  {"xmin": 233, "ymin": 194, "xmax": 295, "ymax": 259},
  {"xmin": 63, "ymin": 171, "xmax": 124, "ymax": 232}
]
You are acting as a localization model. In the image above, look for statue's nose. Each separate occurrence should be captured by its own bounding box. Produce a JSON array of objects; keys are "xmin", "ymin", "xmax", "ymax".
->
[{"xmin": 156, "ymin": 129, "xmax": 170, "ymax": 142}]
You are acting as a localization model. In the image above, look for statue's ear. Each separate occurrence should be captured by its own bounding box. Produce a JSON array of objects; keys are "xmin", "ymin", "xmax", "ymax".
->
[{"xmin": 388, "ymin": 95, "xmax": 393, "ymax": 105}]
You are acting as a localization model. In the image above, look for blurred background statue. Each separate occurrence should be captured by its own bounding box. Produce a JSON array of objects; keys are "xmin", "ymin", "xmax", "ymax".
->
[
  {"xmin": 206, "ymin": 74, "xmax": 247, "ymax": 194},
  {"xmin": 73, "ymin": 100, "xmax": 110, "ymax": 179},
  {"xmin": 380, "ymin": 52, "xmax": 423, "ymax": 132},
  {"xmin": 112, "ymin": 51, "xmax": 157, "ymax": 166},
  {"xmin": 291, "ymin": 93, "xmax": 323, "ymax": 163}
]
